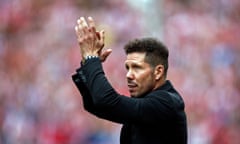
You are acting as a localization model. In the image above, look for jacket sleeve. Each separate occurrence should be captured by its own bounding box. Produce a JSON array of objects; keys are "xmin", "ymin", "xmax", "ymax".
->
[
  {"xmin": 75, "ymin": 58, "xmax": 179, "ymax": 125},
  {"xmin": 72, "ymin": 70, "xmax": 97, "ymax": 115}
]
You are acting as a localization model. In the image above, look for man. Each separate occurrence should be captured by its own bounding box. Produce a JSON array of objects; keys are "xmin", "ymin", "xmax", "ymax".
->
[{"xmin": 72, "ymin": 17, "xmax": 187, "ymax": 144}]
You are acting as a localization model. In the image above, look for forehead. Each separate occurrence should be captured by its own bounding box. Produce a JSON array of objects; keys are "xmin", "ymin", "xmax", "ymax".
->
[{"xmin": 125, "ymin": 52, "xmax": 146, "ymax": 64}]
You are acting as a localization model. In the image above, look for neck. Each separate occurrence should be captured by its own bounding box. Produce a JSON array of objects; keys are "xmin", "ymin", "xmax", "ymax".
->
[{"xmin": 153, "ymin": 78, "xmax": 166, "ymax": 90}]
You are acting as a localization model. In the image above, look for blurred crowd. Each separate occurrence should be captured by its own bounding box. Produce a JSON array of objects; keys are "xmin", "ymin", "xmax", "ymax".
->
[{"xmin": 0, "ymin": 0, "xmax": 240, "ymax": 144}]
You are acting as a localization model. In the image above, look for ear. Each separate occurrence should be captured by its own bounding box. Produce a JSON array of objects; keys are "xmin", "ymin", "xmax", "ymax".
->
[{"xmin": 154, "ymin": 65, "xmax": 164, "ymax": 81}]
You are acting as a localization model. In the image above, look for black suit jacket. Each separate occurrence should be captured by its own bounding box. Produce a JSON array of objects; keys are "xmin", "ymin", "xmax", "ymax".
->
[{"xmin": 72, "ymin": 58, "xmax": 187, "ymax": 144}]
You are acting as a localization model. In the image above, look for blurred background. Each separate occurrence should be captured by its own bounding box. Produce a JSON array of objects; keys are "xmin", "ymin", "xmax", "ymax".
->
[{"xmin": 0, "ymin": 0, "xmax": 240, "ymax": 143}]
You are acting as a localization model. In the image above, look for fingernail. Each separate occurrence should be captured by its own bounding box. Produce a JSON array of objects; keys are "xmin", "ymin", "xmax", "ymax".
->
[{"xmin": 88, "ymin": 16, "xmax": 92, "ymax": 20}]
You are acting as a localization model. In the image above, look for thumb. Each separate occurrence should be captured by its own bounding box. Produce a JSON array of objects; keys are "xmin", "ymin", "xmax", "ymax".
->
[{"xmin": 100, "ymin": 49, "xmax": 112, "ymax": 62}]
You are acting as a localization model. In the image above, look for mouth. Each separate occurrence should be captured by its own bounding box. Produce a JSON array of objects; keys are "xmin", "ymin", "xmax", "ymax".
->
[{"xmin": 127, "ymin": 82, "xmax": 137, "ymax": 91}]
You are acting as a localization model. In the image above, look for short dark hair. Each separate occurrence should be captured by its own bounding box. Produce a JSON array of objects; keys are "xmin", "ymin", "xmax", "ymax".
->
[{"xmin": 124, "ymin": 37, "xmax": 169, "ymax": 76}]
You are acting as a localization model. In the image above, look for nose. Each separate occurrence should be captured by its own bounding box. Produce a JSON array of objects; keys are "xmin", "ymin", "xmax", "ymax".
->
[{"xmin": 126, "ymin": 70, "xmax": 134, "ymax": 80}]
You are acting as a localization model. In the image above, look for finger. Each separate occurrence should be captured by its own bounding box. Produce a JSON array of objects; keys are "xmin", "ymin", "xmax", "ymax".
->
[
  {"xmin": 79, "ymin": 17, "xmax": 88, "ymax": 27},
  {"xmin": 96, "ymin": 31, "xmax": 100, "ymax": 40},
  {"xmin": 75, "ymin": 25, "xmax": 85, "ymax": 44},
  {"xmin": 75, "ymin": 25, "xmax": 85, "ymax": 45},
  {"xmin": 75, "ymin": 25, "xmax": 81, "ymax": 38},
  {"xmin": 78, "ymin": 17, "xmax": 88, "ymax": 35},
  {"xmin": 88, "ymin": 17, "xmax": 96, "ymax": 33},
  {"xmin": 99, "ymin": 30, "xmax": 105, "ymax": 45},
  {"xmin": 100, "ymin": 49, "xmax": 112, "ymax": 62},
  {"xmin": 76, "ymin": 19, "xmax": 83, "ymax": 37}
]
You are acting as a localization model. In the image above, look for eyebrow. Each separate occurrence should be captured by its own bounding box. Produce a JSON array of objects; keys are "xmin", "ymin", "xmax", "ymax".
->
[{"xmin": 125, "ymin": 61, "xmax": 144, "ymax": 69}]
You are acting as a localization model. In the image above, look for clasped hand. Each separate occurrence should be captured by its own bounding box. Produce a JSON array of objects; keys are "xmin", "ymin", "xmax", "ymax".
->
[{"xmin": 75, "ymin": 17, "xmax": 112, "ymax": 62}]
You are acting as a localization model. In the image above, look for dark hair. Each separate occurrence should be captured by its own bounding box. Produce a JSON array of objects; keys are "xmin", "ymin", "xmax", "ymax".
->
[{"xmin": 124, "ymin": 37, "xmax": 169, "ymax": 76}]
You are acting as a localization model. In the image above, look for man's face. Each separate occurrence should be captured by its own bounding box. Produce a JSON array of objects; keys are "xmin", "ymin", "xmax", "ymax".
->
[{"xmin": 125, "ymin": 52, "xmax": 156, "ymax": 97}]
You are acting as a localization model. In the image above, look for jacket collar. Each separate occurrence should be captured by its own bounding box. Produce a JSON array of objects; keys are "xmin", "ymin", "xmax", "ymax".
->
[{"xmin": 157, "ymin": 80, "xmax": 173, "ymax": 91}]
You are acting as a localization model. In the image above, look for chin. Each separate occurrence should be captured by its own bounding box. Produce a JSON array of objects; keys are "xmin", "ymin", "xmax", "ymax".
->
[
  {"xmin": 130, "ymin": 93, "xmax": 141, "ymax": 98},
  {"xmin": 130, "ymin": 93, "xmax": 137, "ymax": 98},
  {"xmin": 130, "ymin": 95, "xmax": 137, "ymax": 98},
  {"xmin": 130, "ymin": 91, "xmax": 148, "ymax": 98}
]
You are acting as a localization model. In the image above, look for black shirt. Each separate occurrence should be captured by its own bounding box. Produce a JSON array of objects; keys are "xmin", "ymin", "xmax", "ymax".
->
[{"xmin": 72, "ymin": 58, "xmax": 187, "ymax": 144}]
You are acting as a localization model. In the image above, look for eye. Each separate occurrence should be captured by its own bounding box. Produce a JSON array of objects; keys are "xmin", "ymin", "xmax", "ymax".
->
[
  {"xmin": 125, "ymin": 64, "xmax": 129, "ymax": 70},
  {"xmin": 132, "ymin": 64, "xmax": 142, "ymax": 70}
]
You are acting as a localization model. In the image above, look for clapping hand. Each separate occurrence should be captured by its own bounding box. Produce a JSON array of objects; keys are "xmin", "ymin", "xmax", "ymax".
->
[{"xmin": 75, "ymin": 17, "xmax": 112, "ymax": 63}]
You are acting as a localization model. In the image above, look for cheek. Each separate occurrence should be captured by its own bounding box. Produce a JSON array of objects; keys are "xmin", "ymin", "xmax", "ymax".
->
[{"xmin": 137, "ymin": 72, "xmax": 155, "ymax": 90}]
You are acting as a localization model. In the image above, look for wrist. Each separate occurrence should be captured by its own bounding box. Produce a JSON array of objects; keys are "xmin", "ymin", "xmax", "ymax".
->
[
  {"xmin": 84, "ymin": 55, "xmax": 98, "ymax": 60},
  {"xmin": 81, "ymin": 55, "xmax": 99, "ymax": 65}
]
